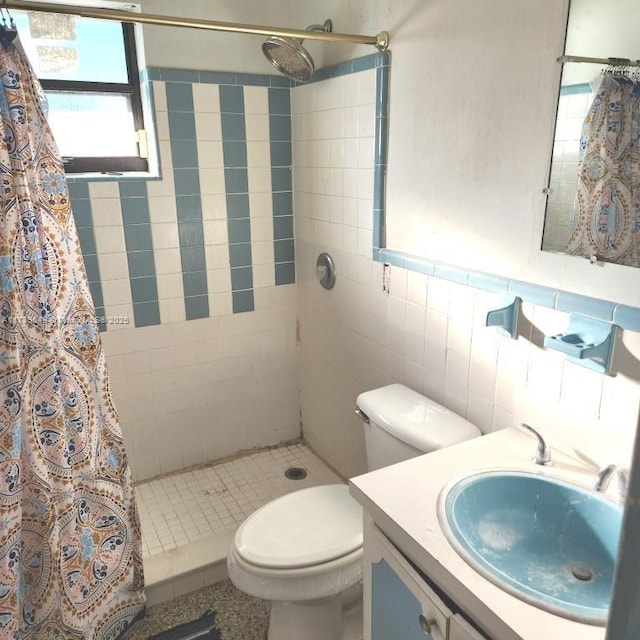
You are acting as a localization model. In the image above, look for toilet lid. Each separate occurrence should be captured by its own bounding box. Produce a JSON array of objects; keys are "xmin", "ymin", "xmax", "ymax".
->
[{"xmin": 234, "ymin": 484, "xmax": 363, "ymax": 569}]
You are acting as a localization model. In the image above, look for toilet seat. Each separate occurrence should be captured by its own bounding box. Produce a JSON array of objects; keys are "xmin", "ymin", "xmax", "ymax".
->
[{"xmin": 234, "ymin": 484, "xmax": 363, "ymax": 569}]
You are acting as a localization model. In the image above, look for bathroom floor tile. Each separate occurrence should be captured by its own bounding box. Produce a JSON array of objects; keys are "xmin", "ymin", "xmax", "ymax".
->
[{"xmin": 135, "ymin": 442, "xmax": 343, "ymax": 558}]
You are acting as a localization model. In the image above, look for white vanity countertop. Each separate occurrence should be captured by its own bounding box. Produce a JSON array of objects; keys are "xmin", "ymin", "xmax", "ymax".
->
[{"xmin": 349, "ymin": 427, "xmax": 610, "ymax": 640}]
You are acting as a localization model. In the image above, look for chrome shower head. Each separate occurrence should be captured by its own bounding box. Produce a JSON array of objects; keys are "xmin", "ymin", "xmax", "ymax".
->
[{"xmin": 262, "ymin": 19, "xmax": 332, "ymax": 83}]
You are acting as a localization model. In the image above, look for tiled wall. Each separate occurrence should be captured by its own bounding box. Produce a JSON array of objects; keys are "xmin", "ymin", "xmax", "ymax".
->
[
  {"xmin": 293, "ymin": 66, "xmax": 640, "ymax": 480},
  {"xmin": 543, "ymin": 85, "xmax": 594, "ymax": 253},
  {"xmin": 70, "ymin": 69, "xmax": 301, "ymax": 481}
]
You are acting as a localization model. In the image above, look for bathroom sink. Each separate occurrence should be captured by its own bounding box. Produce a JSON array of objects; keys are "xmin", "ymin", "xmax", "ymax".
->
[{"xmin": 438, "ymin": 470, "xmax": 623, "ymax": 625}]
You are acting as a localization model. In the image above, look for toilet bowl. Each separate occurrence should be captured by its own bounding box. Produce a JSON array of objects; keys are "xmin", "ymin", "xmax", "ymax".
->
[
  {"xmin": 227, "ymin": 384, "xmax": 482, "ymax": 640},
  {"xmin": 227, "ymin": 484, "xmax": 363, "ymax": 640}
]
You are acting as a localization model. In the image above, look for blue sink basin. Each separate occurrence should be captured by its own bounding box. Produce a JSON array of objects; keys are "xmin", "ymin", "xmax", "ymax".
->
[{"xmin": 438, "ymin": 470, "xmax": 623, "ymax": 625}]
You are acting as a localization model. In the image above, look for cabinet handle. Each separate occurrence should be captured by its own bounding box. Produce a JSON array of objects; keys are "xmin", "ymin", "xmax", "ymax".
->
[{"xmin": 418, "ymin": 614, "xmax": 436, "ymax": 635}]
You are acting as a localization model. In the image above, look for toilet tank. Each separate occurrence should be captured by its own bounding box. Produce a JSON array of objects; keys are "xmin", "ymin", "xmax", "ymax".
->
[{"xmin": 356, "ymin": 384, "xmax": 481, "ymax": 471}]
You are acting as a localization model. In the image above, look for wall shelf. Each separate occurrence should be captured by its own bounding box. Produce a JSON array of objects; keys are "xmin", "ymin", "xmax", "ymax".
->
[
  {"xmin": 544, "ymin": 314, "xmax": 617, "ymax": 375},
  {"xmin": 485, "ymin": 296, "xmax": 521, "ymax": 339}
]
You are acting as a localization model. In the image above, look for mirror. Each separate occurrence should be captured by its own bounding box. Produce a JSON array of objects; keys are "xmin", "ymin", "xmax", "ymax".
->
[{"xmin": 542, "ymin": 0, "xmax": 640, "ymax": 267}]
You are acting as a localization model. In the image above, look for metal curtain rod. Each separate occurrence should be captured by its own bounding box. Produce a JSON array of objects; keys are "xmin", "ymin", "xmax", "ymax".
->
[
  {"xmin": 559, "ymin": 55, "xmax": 640, "ymax": 68},
  {"xmin": 3, "ymin": 1, "xmax": 390, "ymax": 51}
]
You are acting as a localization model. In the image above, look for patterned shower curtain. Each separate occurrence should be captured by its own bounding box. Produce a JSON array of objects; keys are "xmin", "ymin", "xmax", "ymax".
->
[
  {"xmin": 567, "ymin": 73, "xmax": 640, "ymax": 266},
  {"xmin": 0, "ymin": 39, "xmax": 145, "ymax": 639}
]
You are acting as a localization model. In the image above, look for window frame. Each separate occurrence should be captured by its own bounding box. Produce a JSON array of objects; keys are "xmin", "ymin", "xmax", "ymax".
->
[{"xmin": 37, "ymin": 20, "xmax": 148, "ymax": 175}]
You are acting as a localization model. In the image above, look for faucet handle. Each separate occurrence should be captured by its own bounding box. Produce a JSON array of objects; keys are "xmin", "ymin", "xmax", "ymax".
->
[
  {"xmin": 520, "ymin": 423, "xmax": 553, "ymax": 466},
  {"xmin": 594, "ymin": 463, "xmax": 628, "ymax": 500}
]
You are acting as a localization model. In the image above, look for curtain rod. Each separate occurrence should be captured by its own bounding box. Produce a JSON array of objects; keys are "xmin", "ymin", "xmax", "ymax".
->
[
  {"xmin": 559, "ymin": 55, "xmax": 640, "ymax": 68},
  {"xmin": 3, "ymin": 1, "xmax": 389, "ymax": 51}
]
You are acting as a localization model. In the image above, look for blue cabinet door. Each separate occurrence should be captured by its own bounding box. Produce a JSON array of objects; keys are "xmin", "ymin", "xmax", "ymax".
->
[{"xmin": 372, "ymin": 558, "xmax": 439, "ymax": 639}]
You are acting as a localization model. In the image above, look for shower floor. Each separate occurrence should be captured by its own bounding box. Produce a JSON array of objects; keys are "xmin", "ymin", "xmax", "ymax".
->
[{"xmin": 135, "ymin": 442, "xmax": 343, "ymax": 606}]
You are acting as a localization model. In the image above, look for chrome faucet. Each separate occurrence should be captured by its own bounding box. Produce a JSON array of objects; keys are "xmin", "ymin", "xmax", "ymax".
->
[
  {"xmin": 520, "ymin": 423, "xmax": 552, "ymax": 466},
  {"xmin": 594, "ymin": 464, "xmax": 628, "ymax": 500}
]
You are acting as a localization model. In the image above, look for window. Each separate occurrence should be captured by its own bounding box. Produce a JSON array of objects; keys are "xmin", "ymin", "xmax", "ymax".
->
[{"xmin": 12, "ymin": 7, "xmax": 150, "ymax": 175}]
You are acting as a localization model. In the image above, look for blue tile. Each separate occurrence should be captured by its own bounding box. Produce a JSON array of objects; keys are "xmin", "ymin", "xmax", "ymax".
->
[
  {"xmin": 555, "ymin": 291, "xmax": 616, "ymax": 321},
  {"xmin": 373, "ymin": 169, "xmax": 384, "ymax": 210},
  {"xmin": 83, "ymin": 254, "xmax": 100, "ymax": 282},
  {"xmin": 272, "ymin": 191, "xmax": 293, "ymax": 215},
  {"xmin": 269, "ymin": 115, "xmax": 291, "ymax": 142},
  {"xmin": 185, "ymin": 295, "xmax": 209, "ymax": 320},
  {"xmin": 77, "ymin": 227, "xmax": 97, "ymax": 255},
  {"xmin": 269, "ymin": 76, "xmax": 292, "ymax": 88},
  {"xmin": 331, "ymin": 61, "xmax": 354, "ymax": 77},
  {"xmin": 168, "ymin": 111, "xmax": 197, "ymax": 141},
  {"xmin": 183, "ymin": 270, "xmax": 208, "ymax": 297},
  {"xmin": 181, "ymin": 246, "xmax": 207, "ymax": 273},
  {"xmin": 271, "ymin": 167, "xmax": 292, "ymax": 192},
  {"xmin": 312, "ymin": 66, "xmax": 332, "ymax": 82},
  {"xmin": 273, "ymin": 215, "xmax": 293, "ymax": 240},
  {"xmin": 270, "ymin": 141, "xmax": 292, "ymax": 167},
  {"xmin": 68, "ymin": 181, "xmax": 89, "ymax": 200},
  {"xmin": 176, "ymin": 196, "xmax": 203, "ymax": 222},
  {"xmin": 469, "ymin": 271, "xmax": 511, "ymax": 294},
  {"xmin": 178, "ymin": 221, "xmax": 205, "ymax": 247},
  {"xmin": 268, "ymin": 88, "xmax": 291, "ymax": 116},
  {"xmin": 613, "ymin": 305, "xmax": 640, "ymax": 332},
  {"xmin": 376, "ymin": 249, "xmax": 406, "ymax": 268},
  {"xmin": 405, "ymin": 255, "xmax": 436, "ymax": 276},
  {"xmin": 165, "ymin": 82, "xmax": 194, "ymax": 112},
  {"xmin": 236, "ymin": 73, "xmax": 271, "ymax": 86},
  {"xmin": 95, "ymin": 305, "xmax": 107, "ymax": 332},
  {"xmin": 219, "ymin": 85, "xmax": 244, "ymax": 113},
  {"xmin": 509, "ymin": 280, "xmax": 557, "ymax": 308},
  {"xmin": 222, "ymin": 141, "xmax": 248, "ymax": 169},
  {"xmin": 352, "ymin": 54, "xmax": 377, "ymax": 72},
  {"xmin": 232, "ymin": 290, "xmax": 254, "ymax": 313},
  {"xmin": 224, "ymin": 168, "xmax": 249, "ymax": 194},
  {"xmin": 274, "ymin": 239, "xmax": 295, "ymax": 263},
  {"xmin": 127, "ymin": 250, "xmax": 156, "ymax": 278},
  {"xmin": 376, "ymin": 66, "xmax": 390, "ymax": 118},
  {"xmin": 229, "ymin": 242, "xmax": 252, "ymax": 268},
  {"xmin": 174, "ymin": 168, "xmax": 201, "ymax": 196},
  {"xmin": 228, "ymin": 218, "xmax": 251, "ymax": 243},
  {"xmin": 124, "ymin": 224, "xmax": 154, "ymax": 252},
  {"xmin": 72, "ymin": 199, "xmax": 93, "ymax": 228},
  {"xmin": 171, "ymin": 140, "xmax": 199, "ymax": 169},
  {"xmin": 221, "ymin": 114, "xmax": 247, "ymax": 142},
  {"xmin": 226, "ymin": 193, "xmax": 250, "ymax": 219},
  {"xmin": 89, "ymin": 283, "xmax": 104, "ymax": 309},
  {"xmin": 375, "ymin": 115, "xmax": 389, "ymax": 167},
  {"xmin": 372, "ymin": 211, "xmax": 384, "ymax": 249},
  {"xmin": 133, "ymin": 301, "xmax": 161, "ymax": 327},
  {"xmin": 275, "ymin": 262, "xmax": 295, "ymax": 285},
  {"xmin": 199, "ymin": 70, "xmax": 237, "ymax": 85},
  {"xmin": 434, "ymin": 262, "xmax": 470, "ymax": 285},
  {"xmin": 130, "ymin": 276, "xmax": 158, "ymax": 303},
  {"xmin": 159, "ymin": 69, "xmax": 199, "ymax": 83},
  {"xmin": 121, "ymin": 197, "xmax": 151, "ymax": 225},
  {"xmin": 146, "ymin": 67, "xmax": 161, "ymax": 80},
  {"xmin": 231, "ymin": 266, "xmax": 253, "ymax": 291},
  {"xmin": 119, "ymin": 181, "xmax": 148, "ymax": 198}
]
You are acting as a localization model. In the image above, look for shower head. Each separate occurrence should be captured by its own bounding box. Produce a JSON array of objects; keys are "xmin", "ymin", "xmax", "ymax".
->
[{"xmin": 262, "ymin": 19, "xmax": 332, "ymax": 82}]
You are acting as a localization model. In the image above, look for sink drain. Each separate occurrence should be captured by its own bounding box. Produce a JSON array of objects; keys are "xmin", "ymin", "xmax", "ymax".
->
[
  {"xmin": 571, "ymin": 563, "xmax": 594, "ymax": 582},
  {"xmin": 284, "ymin": 467, "xmax": 307, "ymax": 480}
]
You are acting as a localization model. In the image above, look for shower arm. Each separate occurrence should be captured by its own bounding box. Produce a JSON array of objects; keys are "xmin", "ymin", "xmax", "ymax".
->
[{"xmin": 3, "ymin": 1, "xmax": 389, "ymax": 51}]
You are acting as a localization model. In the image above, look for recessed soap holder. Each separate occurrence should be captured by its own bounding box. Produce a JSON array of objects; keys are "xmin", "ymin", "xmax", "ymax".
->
[
  {"xmin": 485, "ymin": 296, "xmax": 521, "ymax": 338},
  {"xmin": 543, "ymin": 314, "xmax": 617, "ymax": 375}
]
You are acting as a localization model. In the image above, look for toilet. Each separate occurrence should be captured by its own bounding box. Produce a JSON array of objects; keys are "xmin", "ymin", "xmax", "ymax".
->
[{"xmin": 227, "ymin": 384, "xmax": 481, "ymax": 640}]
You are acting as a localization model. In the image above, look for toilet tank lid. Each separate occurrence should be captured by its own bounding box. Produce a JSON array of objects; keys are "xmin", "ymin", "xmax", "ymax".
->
[{"xmin": 356, "ymin": 384, "xmax": 481, "ymax": 451}]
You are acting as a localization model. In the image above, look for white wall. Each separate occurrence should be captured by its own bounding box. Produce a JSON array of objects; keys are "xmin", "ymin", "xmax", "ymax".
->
[
  {"xmin": 296, "ymin": 0, "xmax": 640, "ymax": 309},
  {"xmin": 293, "ymin": 70, "xmax": 640, "ymax": 481}
]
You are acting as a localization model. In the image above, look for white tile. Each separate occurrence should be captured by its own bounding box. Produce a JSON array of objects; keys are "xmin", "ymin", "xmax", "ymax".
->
[
  {"xmin": 157, "ymin": 273, "xmax": 184, "ymax": 300},
  {"xmin": 97, "ymin": 252, "xmax": 130, "ymax": 281},
  {"xmin": 148, "ymin": 196, "xmax": 178, "ymax": 224},
  {"xmin": 152, "ymin": 81, "xmax": 167, "ymax": 112},
  {"xmin": 243, "ymin": 86, "xmax": 269, "ymax": 114},
  {"xmin": 201, "ymin": 194, "xmax": 227, "ymax": 220},
  {"xmin": 197, "ymin": 140, "xmax": 224, "ymax": 169},
  {"xmin": 195, "ymin": 112, "xmax": 222, "ymax": 141},
  {"xmin": 88, "ymin": 181, "xmax": 120, "ymax": 199},
  {"xmin": 94, "ymin": 225, "xmax": 126, "ymax": 254},
  {"xmin": 247, "ymin": 166, "xmax": 272, "ymax": 193},
  {"xmin": 151, "ymin": 223, "xmax": 180, "ymax": 250},
  {"xmin": 154, "ymin": 248, "xmax": 182, "ymax": 275},
  {"xmin": 91, "ymin": 198, "xmax": 124, "ymax": 227},
  {"xmin": 159, "ymin": 298, "xmax": 186, "ymax": 324},
  {"xmin": 245, "ymin": 114, "xmax": 270, "ymax": 141},
  {"xmin": 199, "ymin": 168, "xmax": 226, "ymax": 195},
  {"xmin": 250, "ymin": 216, "xmax": 273, "ymax": 243},
  {"xmin": 203, "ymin": 219, "xmax": 229, "ymax": 246},
  {"xmin": 192, "ymin": 84, "xmax": 220, "ymax": 113}
]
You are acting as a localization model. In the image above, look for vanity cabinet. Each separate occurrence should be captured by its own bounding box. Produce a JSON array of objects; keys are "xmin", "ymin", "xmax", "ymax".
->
[{"xmin": 364, "ymin": 520, "xmax": 488, "ymax": 640}]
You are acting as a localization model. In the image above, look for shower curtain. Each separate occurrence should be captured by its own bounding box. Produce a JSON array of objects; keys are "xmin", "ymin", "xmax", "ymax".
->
[
  {"xmin": 567, "ymin": 73, "xmax": 640, "ymax": 266},
  {"xmin": 0, "ymin": 38, "xmax": 145, "ymax": 639}
]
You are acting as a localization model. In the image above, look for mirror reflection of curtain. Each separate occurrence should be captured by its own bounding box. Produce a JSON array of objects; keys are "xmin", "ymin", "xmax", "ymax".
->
[{"xmin": 567, "ymin": 74, "xmax": 640, "ymax": 266}]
